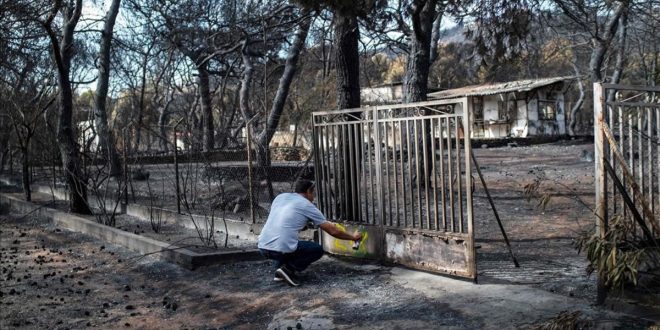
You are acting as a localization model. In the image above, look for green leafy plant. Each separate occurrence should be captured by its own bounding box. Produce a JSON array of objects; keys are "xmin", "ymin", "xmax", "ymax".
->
[
  {"xmin": 575, "ymin": 215, "xmax": 654, "ymax": 294},
  {"xmin": 523, "ymin": 168, "xmax": 658, "ymax": 296}
]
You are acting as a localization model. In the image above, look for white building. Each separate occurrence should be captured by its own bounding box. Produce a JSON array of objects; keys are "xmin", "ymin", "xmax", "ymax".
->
[{"xmin": 428, "ymin": 76, "xmax": 574, "ymax": 138}]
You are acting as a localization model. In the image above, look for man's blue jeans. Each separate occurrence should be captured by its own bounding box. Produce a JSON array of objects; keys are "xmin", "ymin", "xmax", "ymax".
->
[{"xmin": 260, "ymin": 241, "xmax": 324, "ymax": 272}]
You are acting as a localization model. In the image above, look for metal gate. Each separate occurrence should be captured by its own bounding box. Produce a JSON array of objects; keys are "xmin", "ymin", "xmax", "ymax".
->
[
  {"xmin": 312, "ymin": 98, "xmax": 476, "ymax": 279},
  {"xmin": 594, "ymin": 83, "xmax": 660, "ymax": 240}
]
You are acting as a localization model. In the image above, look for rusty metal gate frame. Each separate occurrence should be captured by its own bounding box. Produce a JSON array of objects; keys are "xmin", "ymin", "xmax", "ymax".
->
[
  {"xmin": 594, "ymin": 83, "xmax": 660, "ymax": 239},
  {"xmin": 312, "ymin": 98, "xmax": 476, "ymax": 280}
]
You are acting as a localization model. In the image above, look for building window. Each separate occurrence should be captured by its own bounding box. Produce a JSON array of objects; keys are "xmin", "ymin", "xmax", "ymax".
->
[
  {"xmin": 538, "ymin": 101, "xmax": 556, "ymax": 121},
  {"xmin": 472, "ymin": 96, "xmax": 485, "ymax": 137},
  {"xmin": 497, "ymin": 100, "xmax": 516, "ymax": 121}
]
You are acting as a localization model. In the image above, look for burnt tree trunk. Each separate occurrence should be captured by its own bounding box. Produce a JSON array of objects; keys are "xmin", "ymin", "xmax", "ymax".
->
[
  {"xmin": 198, "ymin": 65, "xmax": 215, "ymax": 152},
  {"xmin": 588, "ymin": 2, "xmax": 626, "ymax": 83},
  {"xmin": 43, "ymin": 0, "xmax": 91, "ymax": 214},
  {"xmin": 404, "ymin": 0, "xmax": 438, "ymax": 190},
  {"xmin": 21, "ymin": 145, "xmax": 31, "ymax": 201},
  {"xmin": 404, "ymin": 0, "xmax": 437, "ymax": 103},
  {"xmin": 94, "ymin": 0, "xmax": 122, "ymax": 176},
  {"xmin": 134, "ymin": 46, "xmax": 152, "ymax": 153},
  {"xmin": 256, "ymin": 16, "xmax": 311, "ymax": 200},
  {"xmin": 610, "ymin": 10, "xmax": 628, "ymax": 86},
  {"xmin": 568, "ymin": 61, "xmax": 585, "ymax": 136},
  {"xmin": 158, "ymin": 90, "xmax": 174, "ymax": 152},
  {"xmin": 335, "ymin": 11, "xmax": 362, "ymax": 222}
]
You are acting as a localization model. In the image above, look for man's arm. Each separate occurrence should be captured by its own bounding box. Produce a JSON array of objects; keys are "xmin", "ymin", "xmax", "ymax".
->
[{"xmin": 319, "ymin": 222, "xmax": 362, "ymax": 241}]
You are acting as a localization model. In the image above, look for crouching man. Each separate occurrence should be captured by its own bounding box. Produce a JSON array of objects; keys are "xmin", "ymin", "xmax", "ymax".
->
[{"xmin": 258, "ymin": 179, "xmax": 362, "ymax": 286}]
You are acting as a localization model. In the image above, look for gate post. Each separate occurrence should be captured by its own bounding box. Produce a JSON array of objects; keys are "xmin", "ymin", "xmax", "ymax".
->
[
  {"xmin": 462, "ymin": 98, "xmax": 476, "ymax": 281},
  {"xmin": 593, "ymin": 82, "xmax": 608, "ymax": 304},
  {"xmin": 373, "ymin": 106, "xmax": 386, "ymax": 258}
]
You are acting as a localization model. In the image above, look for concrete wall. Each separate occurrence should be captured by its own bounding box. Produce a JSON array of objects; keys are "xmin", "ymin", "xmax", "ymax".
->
[
  {"xmin": 527, "ymin": 89, "xmax": 566, "ymax": 136},
  {"xmin": 0, "ymin": 193, "xmax": 262, "ymax": 269},
  {"xmin": 511, "ymin": 99, "xmax": 529, "ymax": 137}
]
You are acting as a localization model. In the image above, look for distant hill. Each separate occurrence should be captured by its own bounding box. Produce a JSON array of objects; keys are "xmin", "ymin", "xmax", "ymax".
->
[{"xmin": 437, "ymin": 24, "xmax": 467, "ymax": 44}]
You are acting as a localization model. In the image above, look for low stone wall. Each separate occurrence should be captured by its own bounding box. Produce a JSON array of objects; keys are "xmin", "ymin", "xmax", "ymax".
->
[
  {"xmin": 125, "ymin": 203, "xmax": 316, "ymax": 241},
  {"xmin": 0, "ymin": 193, "xmax": 262, "ymax": 269},
  {"xmin": 5, "ymin": 180, "xmax": 316, "ymax": 243}
]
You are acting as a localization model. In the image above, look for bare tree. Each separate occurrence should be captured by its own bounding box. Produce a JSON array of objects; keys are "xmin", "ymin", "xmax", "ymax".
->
[
  {"xmin": 94, "ymin": 0, "xmax": 122, "ymax": 176},
  {"xmin": 553, "ymin": 0, "xmax": 629, "ymax": 83},
  {"xmin": 254, "ymin": 13, "xmax": 313, "ymax": 198},
  {"xmin": 41, "ymin": 0, "xmax": 91, "ymax": 214}
]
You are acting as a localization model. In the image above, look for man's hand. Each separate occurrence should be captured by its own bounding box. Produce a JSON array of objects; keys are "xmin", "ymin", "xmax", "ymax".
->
[{"xmin": 320, "ymin": 222, "xmax": 363, "ymax": 242}]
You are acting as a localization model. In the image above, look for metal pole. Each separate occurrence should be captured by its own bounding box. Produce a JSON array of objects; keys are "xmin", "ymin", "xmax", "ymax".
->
[
  {"xmin": 123, "ymin": 129, "xmax": 128, "ymax": 206},
  {"xmin": 247, "ymin": 123, "xmax": 255, "ymax": 224},
  {"xmin": 470, "ymin": 149, "xmax": 519, "ymax": 267},
  {"xmin": 174, "ymin": 120, "xmax": 183, "ymax": 214},
  {"xmin": 9, "ymin": 144, "xmax": 13, "ymax": 175},
  {"xmin": 245, "ymin": 115, "xmax": 259, "ymax": 225}
]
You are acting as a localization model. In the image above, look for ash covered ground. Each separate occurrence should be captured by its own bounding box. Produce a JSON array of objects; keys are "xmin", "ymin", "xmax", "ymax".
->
[{"xmin": 1, "ymin": 140, "xmax": 657, "ymax": 328}]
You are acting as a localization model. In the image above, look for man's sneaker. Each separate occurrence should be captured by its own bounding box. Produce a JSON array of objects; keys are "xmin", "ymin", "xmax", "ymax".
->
[
  {"xmin": 275, "ymin": 266, "xmax": 300, "ymax": 287},
  {"xmin": 273, "ymin": 272, "xmax": 283, "ymax": 282}
]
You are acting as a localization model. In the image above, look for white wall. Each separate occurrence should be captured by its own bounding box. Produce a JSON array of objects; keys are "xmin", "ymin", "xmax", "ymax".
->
[
  {"xmin": 510, "ymin": 100, "xmax": 528, "ymax": 137},
  {"xmin": 556, "ymin": 93, "xmax": 566, "ymax": 135}
]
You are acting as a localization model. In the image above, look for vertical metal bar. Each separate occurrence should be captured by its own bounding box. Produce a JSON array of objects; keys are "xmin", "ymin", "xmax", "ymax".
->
[
  {"xmin": 628, "ymin": 108, "xmax": 634, "ymax": 210},
  {"xmin": 439, "ymin": 117, "xmax": 447, "ymax": 231},
  {"xmin": 321, "ymin": 123, "xmax": 327, "ymax": 218},
  {"xmin": 342, "ymin": 124, "xmax": 350, "ymax": 220},
  {"xmin": 312, "ymin": 122, "xmax": 322, "ymax": 213},
  {"xmin": 338, "ymin": 124, "xmax": 345, "ymax": 219},
  {"xmin": 463, "ymin": 97, "xmax": 476, "ymax": 279},
  {"xmin": 619, "ymin": 104, "xmax": 626, "ymax": 215},
  {"xmin": 383, "ymin": 119, "xmax": 391, "ymax": 226},
  {"xmin": 357, "ymin": 120, "xmax": 364, "ymax": 224},
  {"xmin": 367, "ymin": 115, "xmax": 375, "ymax": 225},
  {"xmin": 315, "ymin": 123, "xmax": 324, "ymax": 215},
  {"xmin": 325, "ymin": 123, "xmax": 332, "ymax": 219},
  {"xmin": 455, "ymin": 116, "xmax": 464, "ymax": 233},
  {"xmin": 399, "ymin": 120, "xmax": 410, "ymax": 227},
  {"xmin": 356, "ymin": 121, "xmax": 363, "ymax": 223},
  {"xmin": 638, "ymin": 109, "xmax": 644, "ymax": 215},
  {"xmin": 414, "ymin": 118, "xmax": 422, "ymax": 228},
  {"xmin": 406, "ymin": 119, "xmax": 414, "ymax": 228},
  {"xmin": 446, "ymin": 117, "xmax": 455, "ymax": 232},
  {"xmin": 649, "ymin": 107, "xmax": 655, "ymax": 216},
  {"xmin": 422, "ymin": 118, "xmax": 431, "ymax": 230},
  {"xmin": 374, "ymin": 107, "xmax": 384, "ymax": 227},
  {"xmin": 348, "ymin": 122, "xmax": 357, "ymax": 221},
  {"xmin": 393, "ymin": 120, "xmax": 400, "ymax": 227},
  {"xmin": 431, "ymin": 118, "xmax": 439, "ymax": 230},
  {"xmin": 608, "ymin": 99, "xmax": 616, "ymax": 216},
  {"xmin": 331, "ymin": 124, "xmax": 340, "ymax": 220},
  {"xmin": 358, "ymin": 120, "xmax": 366, "ymax": 223},
  {"xmin": 172, "ymin": 128, "xmax": 179, "ymax": 214},
  {"xmin": 353, "ymin": 122, "xmax": 362, "ymax": 223},
  {"xmin": 656, "ymin": 107, "xmax": 659, "ymax": 217},
  {"xmin": 398, "ymin": 120, "xmax": 406, "ymax": 227}
]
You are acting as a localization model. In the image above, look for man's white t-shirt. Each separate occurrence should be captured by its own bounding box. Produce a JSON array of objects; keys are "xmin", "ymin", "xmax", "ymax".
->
[{"xmin": 258, "ymin": 193, "xmax": 327, "ymax": 253}]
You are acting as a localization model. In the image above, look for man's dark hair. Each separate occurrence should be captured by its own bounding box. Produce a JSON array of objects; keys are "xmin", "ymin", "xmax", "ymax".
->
[{"xmin": 294, "ymin": 179, "xmax": 315, "ymax": 193}]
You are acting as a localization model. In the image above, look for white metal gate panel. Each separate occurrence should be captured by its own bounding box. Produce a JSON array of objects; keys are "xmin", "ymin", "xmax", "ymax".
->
[{"xmin": 312, "ymin": 98, "xmax": 476, "ymax": 279}]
